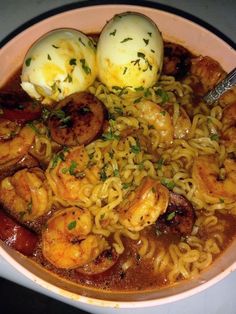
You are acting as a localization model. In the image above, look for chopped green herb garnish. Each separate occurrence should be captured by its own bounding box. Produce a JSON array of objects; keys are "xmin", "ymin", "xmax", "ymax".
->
[
  {"xmin": 68, "ymin": 220, "xmax": 77, "ymax": 230},
  {"xmin": 134, "ymin": 86, "xmax": 144, "ymax": 92},
  {"xmin": 61, "ymin": 168, "xmax": 68, "ymax": 174},
  {"xmin": 27, "ymin": 121, "xmax": 40, "ymax": 134},
  {"xmin": 69, "ymin": 58, "xmax": 77, "ymax": 65},
  {"xmin": 120, "ymin": 37, "xmax": 133, "ymax": 43},
  {"xmin": 51, "ymin": 148, "xmax": 67, "ymax": 169},
  {"xmin": 52, "ymin": 44, "xmax": 59, "ymax": 49},
  {"xmin": 137, "ymin": 52, "xmax": 145, "ymax": 59},
  {"xmin": 80, "ymin": 59, "xmax": 91, "ymax": 74},
  {"xmin": 109, "ymin": 29, "xmax": 117, "ymax": 36},
  {"xmin": 155, "ymin": 89, "xmax": 169, "ymax": 103},
  {"xmin": 100, "ymin": 166, "xmax": 108, "ymax": 182},
  {"xmin": 151, "ymin": 49, "xmax": 155, "ymax": 53},
  {"xmin": 133, "ymin": 97, "xmax": 142, "ymax": 104},
  {"xmin": 143, "ymin": 38, "xmax": 149, "ymax": 46},
  {"xmin": 161, "ymin": 178, "xmax": 175, "ymax": 190},
  {"xmin": 25, "ymin": 58, "xmax": 32, "ymax": 67},
  {"xmin": 138, "ymin": 162, "xmax": 144, "ymax": 170},
  {"xmin": 69, "ymin": 160, "xmax": 77, "ymax": 175},
  {"xmin": 166, "ymin": 211, "xmax": 176, "ymax": 221},
  {"xmin": 131, "ymin": 139, "xmax": 141, "ymax": 154},
  {"xmin": 78, "ymin": 37, "xmax": 86, "ymax": 46},
  {"xmin": 102, "ymin": 130, "xmax": 120, "ymax": 141},
  {"xmin": 156, "ymin": 158, "xmax": 164, "ymax": 170},
  {"xmin": 100, "ymin": 213, "xmax": 105, "ymax": 220},
  {"xmin": 27, "ymin": 200, "xmax": 32, "ymax": 214},
  {"xmin": 64, "ymin": 74, "xmax": 72, "ymax": 83},
  {"xmin": 148, "ymin": 32, "xmax": 152, "ymax": 37},
  {"xmin": 114, "ymin": 107, "xmax": 123, "ymax": 115},
  {"xmin": 47, "ymin": 54, "xmax": 51, "ymax": 60},
  {"xmin": 113, "ymin": 169, "xmax": 119, "ymax": 177},
  {"xmin": 122, "ymin": 182, "xmax": 132, "ymax": 189},
  {"xmin": 160, "ymin": 110, "xmax": 166, "ymax": 116},
  {"xmin": 123, "ymin": 67, "xmax": 128, "ymax": 75},
  {"xmin": 210, "ymin": 134, "xmax": 219, "ymax": 141},
  {"xmin": 219, "ymin": 198, "xmax": 225, "ymax": 203}
]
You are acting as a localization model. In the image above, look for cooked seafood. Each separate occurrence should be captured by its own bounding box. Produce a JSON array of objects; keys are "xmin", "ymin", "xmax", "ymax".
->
[
  {"xmin": 0, "ymin": 167, "xmax": 52, "ymax": 221},
  {"xmin": 0, "ymin": 18, "xmax": 236, "ymax": 294},
  {"xmin": 42, "ymin": 207, "xmax": 109, "ymax": 269},
  {"xmin": 118, "ymin": 177, "xmax": 169, "ymax": 232},
  {"xmin": 0, "ymin": 125, "xmax": 35, "ymax": 166},
  {"xmin": 192, "ymin": 155, "xmax": 236, "ymax": 203}
]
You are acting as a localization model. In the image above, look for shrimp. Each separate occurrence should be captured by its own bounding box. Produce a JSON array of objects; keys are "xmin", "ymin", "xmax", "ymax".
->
[
  {"xmin": 133, "ymin": 100, "xmax": 174, "ymax": 145},
  {"xmin": 165, "ymin": 104, "xmax": 191, "ymax": 139},
  {"xmin": 221, "ymin": 101, "xmax": 236, "ymax": 150},
  {"xmin": 190, "ymin": 56, "xmax": 226, "ymax": 93},
  {"xmin": 42, "ymin": 207, "xmax": 109, "ymax": 269},
  {"xmin": 118, "ymin": 177, "xmax": 169, "ymax": 232},
  {"xmin": 0, "ymin": 125, "xmax": 35, "ymax": 165},
  {"xmin": 192, "ymin": 155, "xmax": 236, "ymax": 203},
  {"xmin": 0, "ymin": 167, "xmax": 52, "ymax": 221},
  {"xmin": 46, "ymin": 145, "xmax": 100, "ymax": 205}
]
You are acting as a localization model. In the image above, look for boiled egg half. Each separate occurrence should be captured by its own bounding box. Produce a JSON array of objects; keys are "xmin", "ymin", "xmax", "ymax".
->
[
  {"xmin": 21, "ymin": 29, "xmax": 97, "ymax": 105},
  {"xmin": 96, "ymin": 12, "xmax": 164, "ymax": 91}
]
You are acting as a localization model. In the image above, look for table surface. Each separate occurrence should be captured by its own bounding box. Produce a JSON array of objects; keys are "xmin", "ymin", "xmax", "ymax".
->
[{"xmin": 0, "ymin": 1, "xmax": 236, "ymax": 314}]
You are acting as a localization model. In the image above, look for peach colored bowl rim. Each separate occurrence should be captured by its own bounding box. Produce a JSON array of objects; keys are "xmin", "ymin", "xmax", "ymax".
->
[{"xmin": 0, "ymin": 3, "xmax": 236, "ymax": 309}]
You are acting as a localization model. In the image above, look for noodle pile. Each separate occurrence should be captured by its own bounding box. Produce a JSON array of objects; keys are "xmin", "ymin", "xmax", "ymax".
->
[{"xmin": 33, "ymin": 73, "xmax": 236, "ymax": 284}]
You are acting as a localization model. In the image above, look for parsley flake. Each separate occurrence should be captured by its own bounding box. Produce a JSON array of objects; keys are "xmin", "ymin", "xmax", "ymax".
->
[
  {"xmin": 210, "ymin": 134, "xmax": 219, "ymax": 141},
  {"xmin": 68, "ymin": 220, "xmax": 77, "ymax": 230},
  {"xmin": 80, "ymin": 59, "xmax": 91, "ymax": 74},
  {"xmin": 69, "ymin": 58, "xmax": 77, "ymax": 66},
  {"xmin": 161, "ymin": 178, "xmax": 175, "ymax": 190},
  {"xmin": 120, "ymin": 37, "xmax": 133, "ymax": 43},
  {"xmin": 109, "ymin": 29, "xmax": 117, "ymax": 36},
  {"xmin": 25, "ymin": 58, "xmax": 32, "ymax": 67}
]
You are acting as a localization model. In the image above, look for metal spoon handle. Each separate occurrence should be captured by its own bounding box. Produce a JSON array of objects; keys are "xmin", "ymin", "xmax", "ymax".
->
[{"xmin": 203, "ymin": 67, "xmax": 236, "ymax": 105}]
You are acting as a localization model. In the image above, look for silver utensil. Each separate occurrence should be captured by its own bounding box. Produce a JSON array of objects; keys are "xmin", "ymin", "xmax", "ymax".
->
[{"xmin": 203, "ymin": 67, "xmax": 236, "ymax": 105}]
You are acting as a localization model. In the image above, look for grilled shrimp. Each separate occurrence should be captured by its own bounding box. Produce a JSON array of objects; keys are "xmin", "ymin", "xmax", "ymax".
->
[
  {"xmin": 42, "ymin": 207, "xmax": 109, "ymax": 269},
  {"xmin": 165, "ymin": 104, "xmax": 191, "ymax": 139},
  {"xmin": 118, "ymin": 177, "xmax": 169, "ymax": 232},
  {"xmin": 221, "ymin": 101, "xmax": 236, "ymax": 150},
  {"xmin": 192, "ymin": 155, "xmax": 236, "ymax": 203},
  {"xmin": 0, "ymin": 167, "xmax": 52, "ymax": 221},
  {"xmin": 47, "ymin": 145, "xmax": 100, "ymax": 204},
  {"xmin": 134, "ymin": 100, "xmax": 174, "ymax": 145},
  {"xmin": 190, "ymin": 56, "xmax": 225, "ymax": 93},
  {"xmin": 0, "ymin": 125, "xmax": 35, "ymax": 166},
  {"xmin": 48, "ymin": 92, "xmax": 107, "ymax": 146}
]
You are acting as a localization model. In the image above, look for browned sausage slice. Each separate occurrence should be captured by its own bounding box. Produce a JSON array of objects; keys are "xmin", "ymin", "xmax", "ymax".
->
[
  {"xmin": 162, "ymin": 43, "xmax": 191, "ymax": 80},
  {"xmin": 156, "ymin": 192, "xmax": 196, "ymax": 236},
  {"xmin": 0, "ymin": 210, "xmax": 38, "ymax": 256},
  {"xmin": 48, "ymin": 92, "xmax": 107, "ymax": 146}
]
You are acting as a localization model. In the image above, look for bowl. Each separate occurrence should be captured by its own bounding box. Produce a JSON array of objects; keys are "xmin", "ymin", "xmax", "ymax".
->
[{"xmin": 0, "ymin": 3, "xmax": 236, "ymax": 310}]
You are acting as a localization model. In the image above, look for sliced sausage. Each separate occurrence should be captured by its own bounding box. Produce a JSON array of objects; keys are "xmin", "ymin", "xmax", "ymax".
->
[
  {"xmin": 0, "ymin": 92, "xmax": 42, "ymax": 123},
  {"xmin": 0, "ymin": 209, "xmax": 38, "ymax": 256},
  {"xmin": 162, "ymin": 43, "xmax": 191, "ymax": 80},
  {"xmin": 48, "ymin": 92, "xmax": 107, "ymax": 146},
  {"xmin": 156, "ymin": 192, "xmax": 196, "ymax": 236}
]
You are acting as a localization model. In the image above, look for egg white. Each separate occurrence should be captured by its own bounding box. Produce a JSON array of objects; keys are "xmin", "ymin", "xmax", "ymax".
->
[
  {"xmin": 21, "ymin": 29, "xmax": 97, "ymax": 105},
  {"xmin": 96, "ymin": 12, "xmax": 164, "ymax": 91}
]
